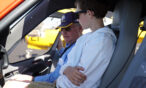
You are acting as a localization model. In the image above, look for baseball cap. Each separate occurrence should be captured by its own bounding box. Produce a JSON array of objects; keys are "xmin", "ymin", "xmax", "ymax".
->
[{"xmin": 57, "ymin": 12, "xmax": 79, "ymax": 29}]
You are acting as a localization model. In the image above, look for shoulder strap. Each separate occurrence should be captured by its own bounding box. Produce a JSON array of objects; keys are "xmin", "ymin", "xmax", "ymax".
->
[{"xmin": 60, "ymin": 43, "xmax": 75, "ymax": 57}]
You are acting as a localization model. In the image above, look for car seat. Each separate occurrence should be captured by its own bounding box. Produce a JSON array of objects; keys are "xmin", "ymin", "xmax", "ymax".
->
[
  {"xmin": 99, "ymin": 0, "xmax": 143, "ymax": 88},
  {"xmin": 118, "ymin": 17, "xmax": 146, "ymax": 88}
]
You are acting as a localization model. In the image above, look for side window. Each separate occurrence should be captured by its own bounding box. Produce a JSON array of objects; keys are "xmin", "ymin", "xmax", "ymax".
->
[{"xmin": 8, "ymin": 13, "xmax": 61, "ymax": 63}]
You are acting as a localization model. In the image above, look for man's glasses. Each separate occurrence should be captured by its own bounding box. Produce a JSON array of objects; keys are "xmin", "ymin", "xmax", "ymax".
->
[
  {"xmin": 61, "ymin": 27, "xmax": 72, "ymax": 32},
  {"xmin": 74, "ymin": 10, "xmax": 87, "ymax": 19}
]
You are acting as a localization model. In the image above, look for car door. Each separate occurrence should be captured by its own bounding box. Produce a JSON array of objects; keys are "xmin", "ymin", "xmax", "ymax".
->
[{"xmin": 0, "ymin": 0, "xmax": 74, "ymax": 87}]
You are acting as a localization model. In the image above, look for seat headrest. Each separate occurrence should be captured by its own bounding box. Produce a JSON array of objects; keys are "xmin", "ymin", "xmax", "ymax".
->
[{"xmin": 107, "ymin": 24, "xmax": 119, "ymax": 39}]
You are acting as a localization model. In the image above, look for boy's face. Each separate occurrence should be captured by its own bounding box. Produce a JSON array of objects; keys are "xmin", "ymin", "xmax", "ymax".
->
[{"xmin": 76, "ymin": 4, "xmax": 90, "ymax": 29}]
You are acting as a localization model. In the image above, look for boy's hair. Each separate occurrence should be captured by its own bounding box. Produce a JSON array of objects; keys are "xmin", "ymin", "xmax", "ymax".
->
[{"xmin": 75, "ymin": 0, "xmax": 108, "ymax": 18}]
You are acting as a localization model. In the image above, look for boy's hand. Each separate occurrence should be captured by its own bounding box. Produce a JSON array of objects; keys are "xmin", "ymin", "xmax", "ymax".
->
[{"xmin": 64, "ymin": 66, "xmax": 87, "ymax": 86}]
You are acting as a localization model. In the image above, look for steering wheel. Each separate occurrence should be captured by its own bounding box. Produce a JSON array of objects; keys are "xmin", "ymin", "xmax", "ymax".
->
[
  {"xmin": 19, "ymin": 54, "xmax": 53, "ymax": 76},
  {"xmin": 20, "ymin": 31, "xmax": 62, "ymax": 76}
]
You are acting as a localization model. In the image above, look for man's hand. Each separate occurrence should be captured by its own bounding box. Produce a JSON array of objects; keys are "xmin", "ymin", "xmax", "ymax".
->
[
  {"xmin": 4, "ymin": 74, "xmax": 33, "ymax": 88},
  {"xmin": 10, "ymin": 74, "xmax": 33, "ymax": 82},
  {"xmin": 3, "ymin": 80, "xmax": 30, "ymax": 88},
  {"xmin": 57, "ymin": 38, "xmax": 63, "ymax": 50},
  {"xmin": 64, "ymin": 66, "xmax": 87, "ymax": 86}
]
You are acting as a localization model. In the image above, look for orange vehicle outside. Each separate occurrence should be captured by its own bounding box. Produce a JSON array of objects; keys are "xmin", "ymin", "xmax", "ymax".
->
[{"xmin": 0, "ymin": 0, "xmax": 24, "ymax": 20}]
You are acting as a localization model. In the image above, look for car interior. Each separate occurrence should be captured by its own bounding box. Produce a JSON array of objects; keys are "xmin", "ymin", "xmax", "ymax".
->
[{"xmin": 0, "ymin": 0, "xmax": 146, "ymax": 88}]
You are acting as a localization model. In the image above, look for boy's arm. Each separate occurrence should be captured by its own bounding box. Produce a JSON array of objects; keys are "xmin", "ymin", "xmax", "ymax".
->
[{"xmin": 63, "ymin": 66, "xmax": 86, "ymax": 86}]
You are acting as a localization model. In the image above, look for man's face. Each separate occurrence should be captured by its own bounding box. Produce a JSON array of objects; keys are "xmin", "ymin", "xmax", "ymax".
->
[{"xmin": 61, "ymin": 23, "xmax": 82, "ymax": 44}]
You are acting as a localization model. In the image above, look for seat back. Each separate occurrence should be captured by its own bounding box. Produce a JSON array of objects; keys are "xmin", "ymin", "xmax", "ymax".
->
[
  {"xmin": 99, "ymin": 1, "xmax": 142, "ymax": 88},
  {"xmin": 118, "ymin": 17, "xmax": 146, "ymax": 88}
]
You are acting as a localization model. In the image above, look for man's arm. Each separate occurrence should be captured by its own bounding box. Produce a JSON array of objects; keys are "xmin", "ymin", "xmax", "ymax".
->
[
  {"xmin": 9, "ymin": 74, "xmax": 33, "ymax": 82},
  {"xmin": 3, "ymin": 80, "xmax": 30, "ymax": 88},
  {"xmin": 34, "ymin": 63, "xmax": 61, "ymax": 83}
]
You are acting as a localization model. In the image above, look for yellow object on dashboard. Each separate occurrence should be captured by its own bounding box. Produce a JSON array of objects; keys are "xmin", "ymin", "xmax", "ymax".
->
[
  {"xmin": 25, "ymin": 29, "xmax": 61, "ymax": 50},
  {"xmin": 137, "ymin": 21, "xmax": 146, "ymax": 43}
]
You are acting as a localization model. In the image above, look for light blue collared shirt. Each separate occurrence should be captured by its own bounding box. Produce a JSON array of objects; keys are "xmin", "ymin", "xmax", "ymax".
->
[{"xmin": 34, "ymin": 43, "xmax": 75, "ymax": 83}]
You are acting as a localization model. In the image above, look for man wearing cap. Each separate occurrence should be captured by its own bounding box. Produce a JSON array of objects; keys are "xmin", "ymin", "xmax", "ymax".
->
[
  {"xmin": 3, "ymin": 12, "xmax": 85, "ymax": 88},
  {"xmin": 32, "ymin": 12, "xmax": 84, "ymax": 83}
]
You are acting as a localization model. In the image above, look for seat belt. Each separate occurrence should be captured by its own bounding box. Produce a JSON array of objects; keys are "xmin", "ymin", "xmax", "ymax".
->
[{"xmin": 60, "ymin": 42, "xmax": 75, "ymax": 57}]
